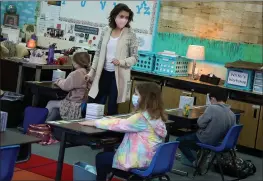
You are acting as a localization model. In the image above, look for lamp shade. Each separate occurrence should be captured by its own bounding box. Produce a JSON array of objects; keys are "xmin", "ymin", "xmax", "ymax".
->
[{"xmin": 186, "ymin": 45, "xmax": 205, "ymax": 60}]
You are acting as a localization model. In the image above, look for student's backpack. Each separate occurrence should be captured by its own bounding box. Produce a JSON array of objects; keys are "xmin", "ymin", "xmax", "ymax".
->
[
  {"xmin": 213, "ymin": 153, "xmax": 256, "ymax": 179},
  {"xmin": 27, "ymin": 124, "xmax": 58, "ymax": 145}
]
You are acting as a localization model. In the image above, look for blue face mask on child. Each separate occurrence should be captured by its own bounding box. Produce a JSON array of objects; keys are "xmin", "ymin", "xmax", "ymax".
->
[{"xmin": 132, "ymin": 95, "xmax": 139, "ymax": 108}]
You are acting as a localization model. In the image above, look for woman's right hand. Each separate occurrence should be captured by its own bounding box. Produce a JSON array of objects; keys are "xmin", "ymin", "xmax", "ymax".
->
[{"xmin": 85, "ymin": 74, "xmax": 91, "ymax": 82}]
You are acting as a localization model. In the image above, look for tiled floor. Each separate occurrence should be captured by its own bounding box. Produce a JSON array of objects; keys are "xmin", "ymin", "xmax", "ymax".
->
[{"xmin": 31, "ymin": 140, "xmax": 263, "ymax": 181}]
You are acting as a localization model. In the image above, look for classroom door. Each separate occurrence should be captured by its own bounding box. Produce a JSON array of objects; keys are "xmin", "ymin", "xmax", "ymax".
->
[
  {"xmin": 227, "ymin": 99, "xmax": 260, "ymax": 148},
  {"xmin": 255, "ymin": 107, "xmax": 263, "ymax": 151}
]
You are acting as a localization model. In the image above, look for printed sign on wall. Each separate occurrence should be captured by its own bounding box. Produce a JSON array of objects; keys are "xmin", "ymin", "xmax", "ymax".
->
[
  {"xmin": 227, "ymin": 70, "xmax": 248, "ymax": 87},
  {"xmin": 74, "ymin": 25, "xmax": 99, "ymax": 35}
]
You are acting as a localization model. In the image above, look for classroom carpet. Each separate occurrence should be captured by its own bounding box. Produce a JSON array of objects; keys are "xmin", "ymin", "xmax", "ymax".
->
[
  {"xmin": 13, "ymin": 154, "xmax": 121, "ymax": 181},
  {"xmin": 14, "ymin": 154, "xmax": 72, "ymax": 180},
  {"xmin": 31, "ymin": 141, "xmax": 263, "ymax": 181}
]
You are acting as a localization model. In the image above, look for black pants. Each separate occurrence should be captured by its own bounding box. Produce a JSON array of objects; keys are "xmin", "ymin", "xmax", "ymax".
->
[
  {"xmin": 89, "ymin": 70, "xmax": 118, "ymax": 115},
  {"xmin": 96, "ymin": 152, "xmax": 143, "ymax": 181},
  {"xmin": 176, "ymin": 133, "xmax": 200, "ymax": 163}
]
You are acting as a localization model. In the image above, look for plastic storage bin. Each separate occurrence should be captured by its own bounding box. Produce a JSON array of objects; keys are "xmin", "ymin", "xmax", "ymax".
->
[
  {"xmin": 153, "ymin": 54, "xmax": 189, "ymax": 76},
  {"xmin": 73, "ymin": 162, "xmax": 96, "ymax": 181},
  {"xmin": 224, "ymin": 68, "xmax": 254, "ymax": 91},
  {"xmin": 132, "ymin": 51, "xmax": 155, "ymax": 73},
  {"xmin": 253, "ymin": 71, "xmax": 263, "ymax": 94}
]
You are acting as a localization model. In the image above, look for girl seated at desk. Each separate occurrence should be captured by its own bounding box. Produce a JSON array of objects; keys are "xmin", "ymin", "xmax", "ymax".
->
[
  {"xmin": 46, "ymin": 52, "xmax": 91, "ymax": 121},
  {"xmin": 80, "ymin": 82, "xmax": 167, "ymax": 180}
]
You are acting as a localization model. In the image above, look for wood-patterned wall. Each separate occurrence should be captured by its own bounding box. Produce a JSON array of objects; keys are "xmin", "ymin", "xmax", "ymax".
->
[{"xmin": 159, "ymin": 1, "xmax": 263, "ymax": 44}]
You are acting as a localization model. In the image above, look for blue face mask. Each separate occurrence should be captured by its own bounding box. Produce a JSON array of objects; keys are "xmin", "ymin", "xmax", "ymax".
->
[{"xmin": 132, "ymin": 95, "xmax": 139, "ymax": 108}]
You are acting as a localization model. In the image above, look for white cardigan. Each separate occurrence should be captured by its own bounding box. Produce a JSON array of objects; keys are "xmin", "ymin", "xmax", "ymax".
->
[{"xmin": 88, "ymin": 26, "xmax": 138, "ymax": 103}]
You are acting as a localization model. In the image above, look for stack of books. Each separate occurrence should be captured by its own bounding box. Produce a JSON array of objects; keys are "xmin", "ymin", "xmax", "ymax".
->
[
  {"xmin": 0, "ymin": 111, "xmax": 8, "ymax": 132},
  {"xmin": 85, "ymin": 104, "xmax": 105, "ymax": 120}
]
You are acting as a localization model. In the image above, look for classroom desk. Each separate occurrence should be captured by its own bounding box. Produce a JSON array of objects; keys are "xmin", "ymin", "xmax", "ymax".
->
[
  {"xmin": 0, "ymin": 58, "xmax": 73, "ymax": 93},
  {"xmin": 48, "ymin": 116, "xmax": 174, "ymax": 181},
  {"xmin": 166, "ymin": 106, "xmax": 245, "ymax": 128},
  {"xmin": 25, "ymin": 81, "xmax": 67, "ymax": 106},
  {"xmin": 0, "ymin": 129, "xmax": 41, "ymax": 147}
]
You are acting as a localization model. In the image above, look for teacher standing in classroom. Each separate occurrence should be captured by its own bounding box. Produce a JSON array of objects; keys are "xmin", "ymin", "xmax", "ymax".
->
[{"xmin": 85, "ymin": 3, "xmax": 138, "ymax": 115}]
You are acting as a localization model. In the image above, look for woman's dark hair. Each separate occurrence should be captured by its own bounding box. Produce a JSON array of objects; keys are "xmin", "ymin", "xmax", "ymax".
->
[
  {"xmin": 108, "ymin": 3, "xmax": 134, "ymax": 29},
  {"xmin": 72, "ymin": 52, "xmax": 91, "ymax": 71},
  {"xmin": 135, "ymin": 82, "xmax": 167, "ymax": 122}
]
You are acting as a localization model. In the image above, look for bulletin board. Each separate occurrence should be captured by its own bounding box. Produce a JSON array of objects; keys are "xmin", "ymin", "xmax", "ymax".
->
[
  {"xmin": 36, "ymin": 0, "xmax": 159, "ymax": 51},
  {"xmin": 156, "ymin": 1, "xmax": 263, "ymax": 64}
]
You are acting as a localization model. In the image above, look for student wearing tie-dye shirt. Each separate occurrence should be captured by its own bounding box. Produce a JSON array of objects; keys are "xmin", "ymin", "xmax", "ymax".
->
[{"xmin": 80, "ymin": 82, "xmax": 167, "ymax": 180}]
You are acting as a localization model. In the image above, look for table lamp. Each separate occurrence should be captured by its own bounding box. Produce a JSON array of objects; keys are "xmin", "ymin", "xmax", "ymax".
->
[
  {"xmin": 27, "ymin": 34, "xmax": 37, "ymax": 48},
  {"xmin": 186, "ymin": 45, "xmax": 205, "ymax": 79}
]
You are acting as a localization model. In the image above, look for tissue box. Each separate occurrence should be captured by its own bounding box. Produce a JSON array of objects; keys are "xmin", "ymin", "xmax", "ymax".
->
[
  {"xmin": 52, "ymin": 69, "xmax": 66, "ymax": 81},
  {"xmin": 86, "ymin": 104, "xmax": 105, "ymax": 116},
  {"xmin": 0, "ymin": 111, "xmax": 8, "ymax": 132},
  {"xmin": 73, "ymin": 162, "xmax": 96, "ymax": 181}
]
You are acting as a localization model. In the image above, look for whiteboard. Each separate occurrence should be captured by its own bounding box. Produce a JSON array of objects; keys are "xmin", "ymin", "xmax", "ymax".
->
[{"xmin": 59, "ymin": 0, "xmax": 157, "ymax": 35}]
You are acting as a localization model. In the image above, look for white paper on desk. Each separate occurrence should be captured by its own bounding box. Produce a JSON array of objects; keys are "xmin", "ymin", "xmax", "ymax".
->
[
  {"xmin": 85, "ymin": 115, "xmax": 103, "ymax": 120},
  {"xmin": 48, "ymin": 121, "xmax": 61, "ymax": 124},
  {"xmin": 179, "ymin": 96, "xmax": 194, "ymax": 109},
  {"xmin": 59, "ymin": 121, "xmax": 71, "ymax": 124},
  {"xmin": 69, "ymin": 120, "xmax": 82, "ymax": 122}
]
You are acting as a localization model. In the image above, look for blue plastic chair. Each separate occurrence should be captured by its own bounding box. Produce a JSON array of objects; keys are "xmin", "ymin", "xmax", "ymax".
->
[
  {"xmin": 109, "ymin": 141, "xmax": 180, "ymax": 181},
  {"xmin": 22, "ymin": 107, "xmax": 48, "ymax": 133},
  {"xmin": 81, "ymin": 101, "xmax": 87, "ymax": 118},
  {"xmin": 0, "ymin": 145, "xmax": 20, "ymax": 181},
  {"xmin": 195, "ymin": 125, "xmax": 243, "ymax": 181}
]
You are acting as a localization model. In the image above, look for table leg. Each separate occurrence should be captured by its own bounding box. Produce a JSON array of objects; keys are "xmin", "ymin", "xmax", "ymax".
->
[
  {"xmin": 16, "ymin": 64, "xmax": 23, "ymax": 93},
  {"xmin": 32, "ymin": 68, "xmax": 41, "ymax": 106},
  {"xmin": 32, "ymin": 87, "xmax": 39, "ymax": 106},
  {"xmin": 55, "ymin": 131, "xmax": 67, "ymax": 181},
  {"xmin": 35, "ymin": 68, "xmax": 41, "ymax": 81}
]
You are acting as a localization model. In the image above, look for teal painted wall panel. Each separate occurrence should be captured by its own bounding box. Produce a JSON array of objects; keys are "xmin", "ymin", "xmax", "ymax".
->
[{"xmin": 153, "ymin": 33, "xmax": 263, "ymax": 64}]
